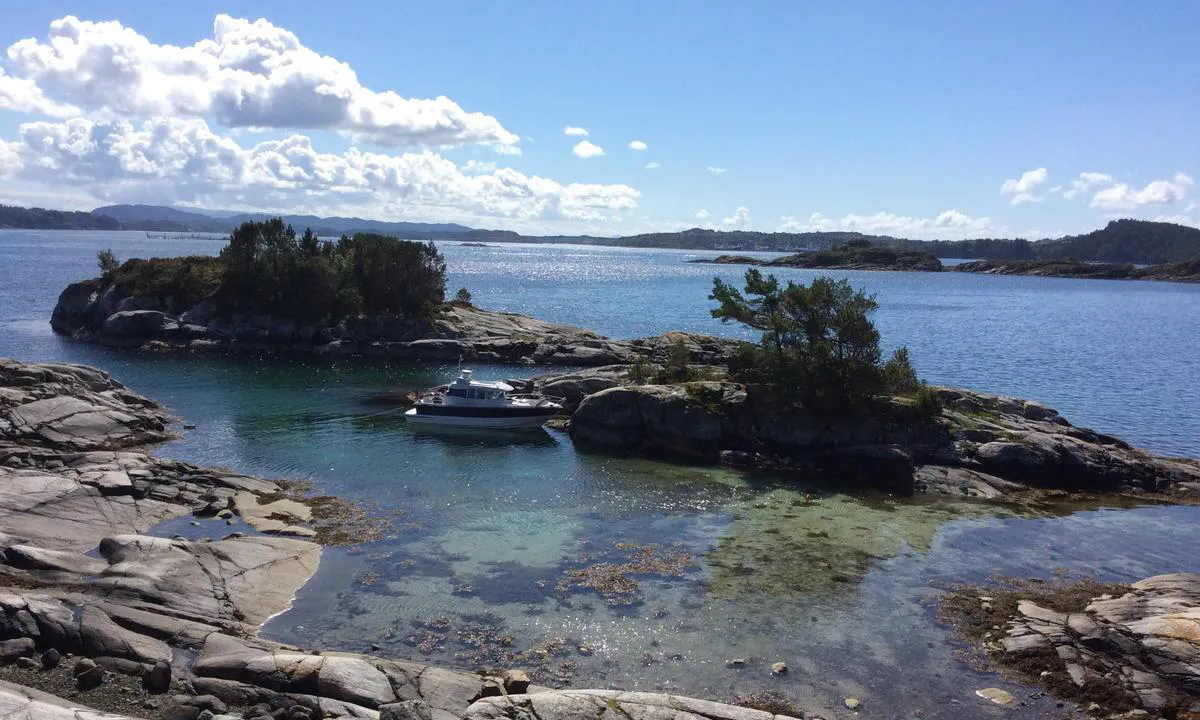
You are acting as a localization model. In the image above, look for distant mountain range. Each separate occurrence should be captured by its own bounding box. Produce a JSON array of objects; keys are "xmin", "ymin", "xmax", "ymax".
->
[
  {"xmin": 2, "ymin": 202, "xmax": 1199, "ymax": 264},
  {"xmin": 92, "ymin": 204, "xmax": 473, "ymax": 236}
]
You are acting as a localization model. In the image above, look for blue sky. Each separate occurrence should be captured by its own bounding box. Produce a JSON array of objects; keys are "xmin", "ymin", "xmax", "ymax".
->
[{"xmin": 0, "ymin": 1, "xmax": 1196, "ymax": 238}]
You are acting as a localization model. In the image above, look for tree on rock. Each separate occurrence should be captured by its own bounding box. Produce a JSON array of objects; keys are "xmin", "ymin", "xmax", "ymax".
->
[{"xmin": 711, "ymin": 270, "xmax": 902, "ymax": 416}]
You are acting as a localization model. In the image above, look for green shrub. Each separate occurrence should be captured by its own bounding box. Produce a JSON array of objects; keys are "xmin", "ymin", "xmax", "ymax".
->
[
  {"xmin": 97, "ymin": 249, "xmax": 120, "ymax": 279},
  {"xmin": 111, "ymin": 256, "xmax": 225, "ymax": 311},
  {"xmin": 453, "ymin": 287, "xmax": 473, "ymax": 304},
  {"xmin": 657, "ymin": 338, "xmax": 693, "ymax": 383},
  {"xmin": 883, "ymin": 346, "xmax": 920, "ymax": 394},
  {"xmin": 914, "ymin": 384, "xmax": 943, "ymax": 420},
  {"xmin": 628, "ymin": 355, "xmax": 653, "ymax": 384}
]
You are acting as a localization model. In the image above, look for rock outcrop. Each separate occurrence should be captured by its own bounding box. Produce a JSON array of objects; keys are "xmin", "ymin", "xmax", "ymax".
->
[
  {"xmin": 1, "ymin": 358, "xmax": 808, "ymax": 720},
  {"xmin": 952, "ymin": 573, "xmax": 1200, "ymax": 717},
  {"xmin": 566, "ymin": 380, "xmax": 1200, "ymax": 498},
  {"xmin": 51, "ymin": 276, "xmax": 735, "ymax": 367},
  {"xmin": 953, "ymin": 257, "xmax": 1200, "ymax": 283},
  {"xmin": 689, "ymin": 245, "xmax": 943, "ymax": 272},
  {"xmin": 0, "ymin": 359, "xmax": 174, "ymax": 451}
]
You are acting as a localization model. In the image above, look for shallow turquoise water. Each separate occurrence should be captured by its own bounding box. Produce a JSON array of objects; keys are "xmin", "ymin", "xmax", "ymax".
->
[{"xmin": 2, "ymin": 229, "xmax": 1199, "ymax": 716}]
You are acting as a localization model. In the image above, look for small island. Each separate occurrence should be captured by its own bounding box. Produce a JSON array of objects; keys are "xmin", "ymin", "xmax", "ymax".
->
[
  {"xmin": 954, "ymin": 256, "xmax": 1200, "ymax": 283},
  {"xmin": 52, "ymin": 219, "xmax": 732, "ymax": 367},
  {"xmin": 689, "ymin": 240, "xmax": 943, "ymax": 272}
]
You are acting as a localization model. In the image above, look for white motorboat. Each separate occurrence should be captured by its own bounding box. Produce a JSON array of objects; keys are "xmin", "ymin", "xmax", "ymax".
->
[{"xmin": 404, "ymin": 370, "xmax": 563, "ymax": 429}]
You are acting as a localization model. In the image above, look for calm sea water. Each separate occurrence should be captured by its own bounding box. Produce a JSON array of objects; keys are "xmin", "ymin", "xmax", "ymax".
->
[{"xmin": 2, "ymin": 229, "xmax": 1199, "ymax": 717}]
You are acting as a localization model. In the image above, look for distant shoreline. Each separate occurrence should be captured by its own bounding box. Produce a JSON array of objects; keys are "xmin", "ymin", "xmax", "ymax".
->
[{"xmin": 5, "ymin": 203, "xmax": 1200, "ymax": 265}]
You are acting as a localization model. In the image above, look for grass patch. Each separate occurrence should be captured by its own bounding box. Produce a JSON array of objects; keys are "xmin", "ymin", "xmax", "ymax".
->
[{"xmin": 111, "ymin": 256, "xmax": 225, "ymax": 311}]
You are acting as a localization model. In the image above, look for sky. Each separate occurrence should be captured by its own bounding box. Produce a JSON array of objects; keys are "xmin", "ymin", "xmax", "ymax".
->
[{"xmin": 0, "ymin": 1, "xmax": 1196, "ymax": 239}]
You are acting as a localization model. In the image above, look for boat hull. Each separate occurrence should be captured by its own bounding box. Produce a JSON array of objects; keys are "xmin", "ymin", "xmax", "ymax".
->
[{"xmin": 404, "ymin": 407, "xmax": 554, "ymax": 429}]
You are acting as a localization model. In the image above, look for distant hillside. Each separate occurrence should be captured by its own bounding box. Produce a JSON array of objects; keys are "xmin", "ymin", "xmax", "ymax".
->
[
  {"xmin": 890, "ymin": 220, "xmax": 1200, "ymax": 264},
  {"xmin": 0, "ymin": 204, "xmax": 122, "ymax": 230},
  {"xmin": 5, "ymin": 202, "xmax": 1198, "ymax": 264},
  {"xmin": 1038, "ymin": 219, "xmax": 1200, "ymax": 264},
  {"xmin": 92, "ymin": 204, "xmax": 473, "ymax": 237}
]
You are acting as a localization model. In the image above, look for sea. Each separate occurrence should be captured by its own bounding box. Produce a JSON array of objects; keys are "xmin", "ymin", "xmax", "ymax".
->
[{"xmin": 2, "ymin": 229, "xmax": 1199, "ymax": 718}]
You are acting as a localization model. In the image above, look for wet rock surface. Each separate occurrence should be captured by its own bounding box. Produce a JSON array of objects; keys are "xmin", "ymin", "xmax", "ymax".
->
[{"xmin": 945, "ymin": 573, "xmax": 1200, "ymax": 717}]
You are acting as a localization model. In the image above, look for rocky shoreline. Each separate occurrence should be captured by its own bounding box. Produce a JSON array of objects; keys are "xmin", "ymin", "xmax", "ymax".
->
[
  {"xmin": 4, "ymin": 358, "xmax": 1200, "ymax": 718},
  {"xmin": 953, "ymin": 258, "xmax": 1200, "ymax": 283},
  {"xmin": 941, "ymin": 573, "xmax": 1200, "ymax": 717},
  {"xmin": 687, "ymin": 246, "xmax": 943, "ymax": 272},
  {"xmin": 1, "ymin": 358, "xmax": 819, "ymax": 720},
  {"xmin": 51, "ymin": 274, "xmax": 734, "ymax": 367},
  {"xmin": 523, "ymin": 365, "xmax": 1200, "ymax": 502}
]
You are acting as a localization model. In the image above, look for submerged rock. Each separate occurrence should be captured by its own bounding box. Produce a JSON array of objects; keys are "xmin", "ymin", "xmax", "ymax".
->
[{"xmin": 948, "ymin": 573, "xmax": 1200, "ymax": 716}]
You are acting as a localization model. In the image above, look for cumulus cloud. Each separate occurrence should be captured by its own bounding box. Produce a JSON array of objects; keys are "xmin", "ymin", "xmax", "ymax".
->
[
  {"xmin": 695, "ymin": 209, "xmax": 709, "ymax": 219},
  {"xmin": 778, "ymin": 209, "xmax": 993, "ymax": 239},
  {"xmin": 1091, "ymin": 172, "xmax": 1194, "ymax": 209},
  {"xmin": 461, "ymin": 160, "xmax": 497, "ymax": 175},
  {"xmin": 1000, "ymin": 167, "xmax": 1048, "ymax": 205},
  {"xmin": 1, "ymin": 116, "xmax": 638, "ymax": 224},
  {"xmin": 723, "ymin": 206, "xmax": 750, "ymax": 228},
  {"xmin": 628, "ymin": 140, "xmax": 647, "ymax": 151},
  {"xmin": 644, "ymin": 162, "xmax": 660, "ymax": 170},
  {"xmin": 0, "ymin": 67, "xmax": 78, "ymax": 117},
  {"xmin": 563, "ymin": 126, "xmax": 588, "ymax": 136},
  {"xmin": 0, "ymin": 139, "xmax": 22, "ymax": 179},
  {"xmin": 1062, "ymin": 171, "xmax": 1113, "ymax": 200},
  {"xmin": 706, "ymin": 166, "xmax": 725, "ymax": 175},
  {"xmin": 3, "ymin": 15, "xmax": 520, "ymax": 151},
  {"xmin": 571, "ymin": 140, "xmax": 605, "ymax": 159}
]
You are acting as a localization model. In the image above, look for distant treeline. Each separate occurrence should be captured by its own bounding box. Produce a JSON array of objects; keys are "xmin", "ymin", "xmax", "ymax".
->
[
  {"xmin": 889, "ymin": 219, "xmax": 1200, "ymax": 264},
  {"xmin": 0, "ymin": 204, "xmax": 121, "ymax": 230},
  {"xmin": 6, "ymin": 201, "xmax": 1200, "ymax": 264}
]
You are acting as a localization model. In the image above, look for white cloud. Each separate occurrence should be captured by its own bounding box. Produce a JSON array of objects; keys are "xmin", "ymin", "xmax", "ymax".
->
[
  {"xmin": 1, "ymin": 116, "xmax": 639, "ymax": 225},
  {"xmin": 0, "ymin": 67, "xmax": 78, "ymax": 117},
  {"xmin": 0, "ymin": 140, "xmax": 23, "ymax": 179},
  {"xmin": 723, "ymin": 206, "xmax": 750, "ymax": 228},
  {"xmin": 563, "ymin": 126, "xmax": 588, "ymax": 136},
  {"xmin": 695, "ymin": 209, "xmax": 709, "ymax": 219},
  {"xmin": 1000, "ymin": 167, "xmax": 1048, "ymax": 204},
  {"xmin": 1091, "ymin": 172, "xmax": 1194, "ymax": 209},
  {"xmin": 628, "ymin": 140, "xmax": 647, "ymax": 151},
  {"xmin": 461, "ymin": 160, "xmax": 496, "ymax": 175},
  {"xmin": 644, "ymin": 162, "xmax": 660, "ymax": 170},
  {"xmin": 779, "ymin": 209, "xmax": 993, "ymax": 239},
  {"xmin": 3, "ymin": 15, "xmax": 520, "ymax": 151},
  {"xmin": 1063, "ymin": 171, "xmax": 1113, "ymax": 200},
  {"xmin": 706, "ymin": 166, "xmax": 725, "ymax": 175},
  {"xmin": 571, "ymin": 140, "xmax": 605, "ymax": 159},
  {"xmin": 493, "ymin": 144, "xmax": 522, "ymax": 156},
  {"xmin": 1151, "ymin": 213, "xmax": 1200, "ymax": 229}
]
